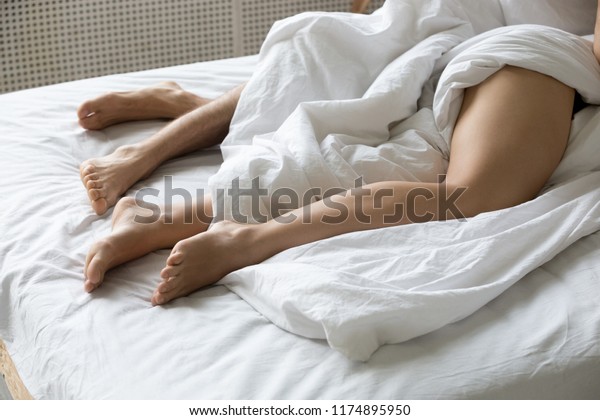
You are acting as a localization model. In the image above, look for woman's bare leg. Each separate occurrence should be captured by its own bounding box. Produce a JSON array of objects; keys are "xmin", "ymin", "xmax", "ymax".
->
[
  {"xmin": 84, "ymin": 195, "xmax": 213, "ymax": 292},
  {"xmin": 77, "ymin": 82, "xmax": 209, "ymax": 130},
  {"xmin": 444, "ymin": 66, "xmax": 574, "ymax": 215},
  {"xmin": 151, "ymin": 66, "xmax": 575, "ymax": 305},
  {"xmin": 80, "ymin": 83, "xmax": 245, "ymax": 215}
]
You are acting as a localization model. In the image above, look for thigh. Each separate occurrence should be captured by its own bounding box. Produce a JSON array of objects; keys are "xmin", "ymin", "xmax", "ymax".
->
[{"xmin": 446, "ymin": 66, "xmax": 575, "ymax": 215}]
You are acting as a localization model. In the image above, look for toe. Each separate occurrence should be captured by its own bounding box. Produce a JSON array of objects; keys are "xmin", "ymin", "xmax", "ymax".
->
[
  {"xmin": 84, "ymin": 278, "xmax": 97, "ymax": 293},
  {"xmin": 151, "ymin": 292, "xmax": 163, "ymax": 306},
  {"xmin": 79, "ymin": 113, "xmax": 106, "ymax": 131},
  {"xmin": 83, "ymin": 173, "xmax": 99, "ymax": 184},
  {"xmin": 153, "ymin": 275, "xmax": 202, "ymax": 306},
  {"xmin": 84, "ymin": 246, "xmax": 95, "ymax": 278},
  {"xmin": 77, "ymin": 96, "xmax": 109, "ymax": 119},
  {"xmin": 77, "ymin": 100, "xmax": 95, "ymax": 120},
  {"xmin": 80, "ymin": 163, "xmax": 97, "ymax": 178},
  {"xmin": 86, "ymin": 179, "xmax": 99, "ymax": 190},
  {"xmin": 88, "ymin": 187, "xmax": 107, "ymax": 202},
  {"xmin": 152, "ymin": 287, "xmax": 179, "ymax": 306},
  {"xmin": 91, "ymin": 197, "xmax": 109, "ymax": 215},
  {"xmin": 166, "ymin": 250, "xmax": 185, "ymax": 266},
  {"xmin": 85, "ymin": 252, "xmax": 108, "ymax": 292},
  {"xmin": 157, "ymin": 278, "xmax": 177, "ymax": 294},
  {"xmin": 160, "ymin": 265, "xmax": 181, "ymax": 280},
  {"xmin": 77, "ymin": 98, "xmax": 106, "ymax": 130}
]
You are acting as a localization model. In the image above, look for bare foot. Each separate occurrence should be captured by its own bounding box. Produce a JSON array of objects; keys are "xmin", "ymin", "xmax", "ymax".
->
[
  {"xmin": 80, "ymin": 144, "xmax": 157, "ymax": 215},
  {"xmin": 77, "ymin": 82, "xmax": 209, "ymax": 130},
  {"xmin": 152, "ymin": 222, "xmax": 261, "ymax": 306},
  {"xmin": 84, "ymin": 197, "xmax": 182, "ymax": 293}
]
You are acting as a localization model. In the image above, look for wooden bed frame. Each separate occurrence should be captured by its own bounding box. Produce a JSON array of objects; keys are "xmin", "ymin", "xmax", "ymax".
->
[
  {"xmin": 0, "ymin": 339, "xmax": 33, "ymax": 400},
  {"xmin": 0, "ymin": 1, "xmax": 372, "ymax": 401}
]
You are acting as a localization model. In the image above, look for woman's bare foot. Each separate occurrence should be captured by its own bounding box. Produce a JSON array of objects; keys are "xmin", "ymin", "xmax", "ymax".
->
[
  {"xmin": 84, "ymin": 197, "xmax": 191, "ymax": 293},
  {"xmin": 77, "ymin": 82, "xmax": 209, "ymax": 130},
  {"xmin": 80, "ymin": 144, "xmax": 158, "ymax": 215},
  {"xmin": 152, "ymin": 221, "xmax": 263, "ymax": 306}
]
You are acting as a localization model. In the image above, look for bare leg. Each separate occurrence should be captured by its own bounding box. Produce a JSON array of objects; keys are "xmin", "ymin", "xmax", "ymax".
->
[
  {"xmin": 152, "ymin": 66, "xmax": 574, "ymax": 305},
  {"xmin": 77, "ymin": 82, "xmax": 209, "ymax": 130},
  {"xmin": 84, "ymin": 196, "xmax": 212, "ymax": 292},
  {"xmin": 80, "ymin": 83, "xmax": 245, "ymax": 215}
]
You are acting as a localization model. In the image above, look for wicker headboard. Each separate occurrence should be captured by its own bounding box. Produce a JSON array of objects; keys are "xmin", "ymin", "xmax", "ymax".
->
[{"xmin": 1, "ymin": 0, "xmax": 384, "ymax": 93}]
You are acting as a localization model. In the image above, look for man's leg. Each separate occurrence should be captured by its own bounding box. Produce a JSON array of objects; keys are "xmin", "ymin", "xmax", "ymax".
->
[
  {"xmin": 77, "ymin": 82, "xmax": 209, "ymax": 130},
  {"xmin": 150, "ymin": 66, "xmax": 574, "ymax": 305},
  {"xmin": 80, "ymin": 83, "xmax": 245, "ymax": 215}
]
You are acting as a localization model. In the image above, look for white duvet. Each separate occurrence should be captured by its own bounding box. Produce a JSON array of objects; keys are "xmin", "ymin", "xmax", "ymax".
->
[{"xmin": 209, "ymin": 0, "xmax": 600, "ymax": 360}]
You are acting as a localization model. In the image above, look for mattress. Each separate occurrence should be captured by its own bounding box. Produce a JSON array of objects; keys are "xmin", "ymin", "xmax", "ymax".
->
[{"xmin": 1, "ymin": 53, "xmax": 600, "ymax": 399}]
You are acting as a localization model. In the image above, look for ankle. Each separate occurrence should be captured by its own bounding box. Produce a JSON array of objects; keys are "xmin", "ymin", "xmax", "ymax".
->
[
  {"xmin": 207, "ymin": 221, "xmax": 272, "ymax": 267},
  {"xmin": 167, "ymin": 90, "xmax": 210, "ymax": 118},
  {"xmin": 114, "ymin": 144, "xmax": 148, "ymax": 164},
  {"xmin": 115, "ymin": 143, "xmax": 161, "ymax": 176},
  {"xmin": 236, "ymin": 222, "xmax": 282, "ymax": 264}
]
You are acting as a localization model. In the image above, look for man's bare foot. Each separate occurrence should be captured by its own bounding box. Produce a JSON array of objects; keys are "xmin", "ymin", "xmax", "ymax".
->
[
  {"xmin": 152, "ymin": 222, "xmax": 262, "ymax": 306},
  {"xmin": 80, "ymin": 144, "xmax": 158, "ymax": 215},
  {"xmin": 84, "ymin": 197, "xmax": 183, "ymax": 293},
  {"xmin": 77, "ymin": 82, "xmax": 209, "ymax": 130}
]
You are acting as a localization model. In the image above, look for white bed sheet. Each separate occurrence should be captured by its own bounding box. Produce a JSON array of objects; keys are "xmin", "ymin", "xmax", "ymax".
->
[{"xmin": 1, "ymin": 55, "xmax": 599, "ymax": 399}]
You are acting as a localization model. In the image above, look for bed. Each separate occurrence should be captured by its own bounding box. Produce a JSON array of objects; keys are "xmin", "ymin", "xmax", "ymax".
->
[{"xmin": 1, "ymin": 0, "xmax": 600, "ymax": 400}]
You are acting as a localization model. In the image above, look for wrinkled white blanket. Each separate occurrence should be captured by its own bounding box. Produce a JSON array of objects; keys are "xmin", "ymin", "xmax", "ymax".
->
[{"xmin": 209, "ymin": 0, "xmax": 600, "ymax": 360}]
